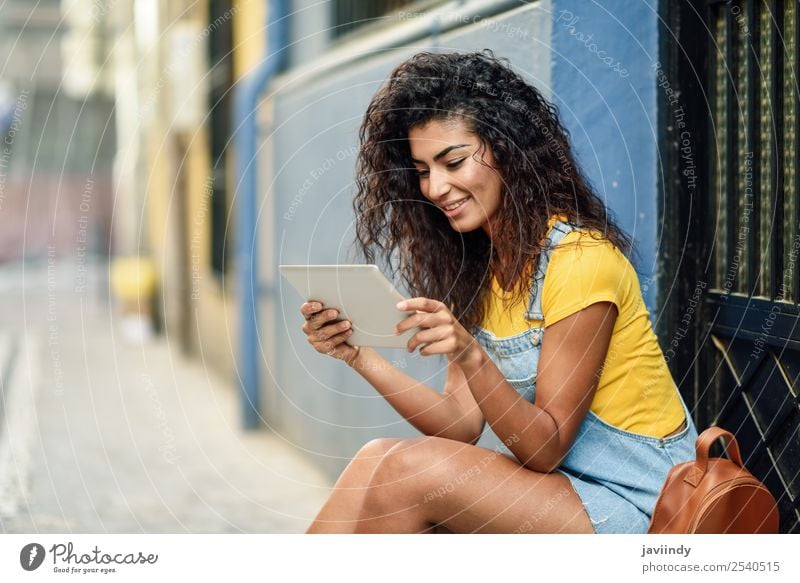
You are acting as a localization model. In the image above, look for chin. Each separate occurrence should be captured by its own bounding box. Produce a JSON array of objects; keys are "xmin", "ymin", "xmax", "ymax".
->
[
  {"xmin": 449, "ymin": 208, "xmax": 491, "ymax": 231},
  {"xmin": 449, "ymin": 219, "xmax": 484, "ymax": 233}
]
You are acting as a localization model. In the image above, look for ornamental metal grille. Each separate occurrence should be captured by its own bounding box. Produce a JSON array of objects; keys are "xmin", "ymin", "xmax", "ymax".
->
[{"xmin": 704, "ymin": 0, "xmax": 800, "ymax": 532}]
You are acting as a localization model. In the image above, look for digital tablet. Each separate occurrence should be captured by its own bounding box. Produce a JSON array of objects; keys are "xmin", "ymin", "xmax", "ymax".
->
[{"xmin": 279, "ymin": 264, "xmax": 421, "ymax": 349}]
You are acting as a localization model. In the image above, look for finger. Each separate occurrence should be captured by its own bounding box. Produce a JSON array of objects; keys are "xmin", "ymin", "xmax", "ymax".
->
[
  {"xmin": 396, "ymin": 297, "xmax": 446, "ymax": 314},
  {"xmin": 316, "ymin": 329, "xmax": 354, "ymax": 353},
  {"xmin": 303, "ymin": 310, "xmax": 335, "ymax": 335},
  {"xmin": 301, "ymin": 301, "xmax": 324, "ymax": 318},
  {"xmin": 312, "ymin": 319, "xmax": 351, "ymax": 342},
  {"xmin": 308, "ymin": 308, "xmax": 340, "ymax": 331},
  {"xmin": 406, "ymin": 326, "xmax": 448, "ymax": 353},
  {"xmin": 417, "ymin": 338, "xmax": 454, "ymax": 356},
  {"xmin": 395, "ymin": 310, "xmax": 446, "ymax": 334}
]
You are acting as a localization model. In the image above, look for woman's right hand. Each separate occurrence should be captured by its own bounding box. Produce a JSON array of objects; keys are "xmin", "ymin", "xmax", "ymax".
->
[{"xmin": 300, "ymin": 301, "xmax": 360, "ymax": 366}]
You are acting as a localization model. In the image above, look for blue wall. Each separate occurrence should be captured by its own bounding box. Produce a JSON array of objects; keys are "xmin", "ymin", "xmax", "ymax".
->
[{"xmin": 551, "ymin": 0, "xmax": 660, "ymax": 312}]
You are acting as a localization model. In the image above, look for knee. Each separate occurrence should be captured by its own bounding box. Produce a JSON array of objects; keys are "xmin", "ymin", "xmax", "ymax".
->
[
  {"xmin": 358, "ymin": 440, "xmax": 418, "ymax": 518},
  {"xmin": 355, "ymin": 437, "xmax": 404, "ymax": 463},
  {"xmin": 360, "ymin": 437, "xmax": 449, "ymax": 515},
  {"xmin": 369, "ymin": 436, "xmax": 445, "ymax": 488}
]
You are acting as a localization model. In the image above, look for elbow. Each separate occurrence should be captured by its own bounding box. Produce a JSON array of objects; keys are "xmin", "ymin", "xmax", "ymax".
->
[
  {"xmin": 520, "ymin": 456, "xmax": 560, "ymax": 474},
  {"xmin": 516, "ymin": 443, "xmax": 568, "ymax": 474},
  {"xmin": 444, "ymin": 424, "xmax": 483, "ymax": 446},
  {"xmin": 449, "ymin": 412, "xmax": 485, "ymax": 445},
  {"xmin": 466, "ymin": 430, "xmax": 483, "ymax": 446},
  {"xmin": 467, "ymin": 420, "xmax": 486, "ymax": 445},
  {"xmin": 517, "ymin": 411, "xmax": 569, "ymax": 472},
  {"xmin": 430, "ymin": 420, "xmax": 485, "ymax": 445},
  {"xmin": 542, "ymin": 447, "xmax": 570, "ymax": 473},
  {"xmin": 524, "ymin": 457, "xmax": 561, "ymax": 474}
]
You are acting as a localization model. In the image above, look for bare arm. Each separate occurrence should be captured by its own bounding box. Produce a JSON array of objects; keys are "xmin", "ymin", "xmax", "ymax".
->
[
  {"xmin": 299, "ymin": 300, "xmax": 483, "ymax": 443},
  {"xmin": 457, "ymin": 301, "xmax": 618, "ymax": 472},
  {"xmin": 349, "ymin": 348, "xmax": 485, "ymax": 444}
]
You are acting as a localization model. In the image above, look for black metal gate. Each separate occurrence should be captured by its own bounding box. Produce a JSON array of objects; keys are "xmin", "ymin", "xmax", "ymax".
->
[{"xmin": 660, "ymin": 0, "xmax": 800, "ymax": 533}]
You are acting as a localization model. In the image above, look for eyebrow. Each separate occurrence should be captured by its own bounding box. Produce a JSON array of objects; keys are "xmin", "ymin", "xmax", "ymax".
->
[{"xmin": 410, "ymin": 144, "xmax": 470, "ymax": 164}]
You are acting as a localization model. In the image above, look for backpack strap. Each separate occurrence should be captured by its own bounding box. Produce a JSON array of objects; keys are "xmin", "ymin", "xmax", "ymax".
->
[{"xmin": 685, "ymin": 427, "xmax": 744, "ymax": 487}]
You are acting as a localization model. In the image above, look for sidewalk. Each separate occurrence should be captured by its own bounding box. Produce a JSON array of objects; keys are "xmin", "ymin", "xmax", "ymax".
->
[{"xmin": 0, "ymin": 258, "xmax": 331, "ymax": 533}]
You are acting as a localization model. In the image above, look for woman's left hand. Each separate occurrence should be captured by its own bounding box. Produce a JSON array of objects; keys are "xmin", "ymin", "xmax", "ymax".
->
[{"xmin": 394, "ymin": 298, "xmax": 480, "ymax": 367}]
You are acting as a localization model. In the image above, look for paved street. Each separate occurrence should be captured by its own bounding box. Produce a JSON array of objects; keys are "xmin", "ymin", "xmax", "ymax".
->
[{"xmin": 0, "ymin": 258, "xmax": 331, "ymax": 533}]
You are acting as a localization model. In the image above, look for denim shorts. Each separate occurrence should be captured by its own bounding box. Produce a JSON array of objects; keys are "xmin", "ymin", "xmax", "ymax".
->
[
  {"xmin": 555, "ymin": 398, "xmax": 697, "ymax": 534},
  {"xmin": 472, "ymin": 219, "xmax": 698, "ymax": 533}
]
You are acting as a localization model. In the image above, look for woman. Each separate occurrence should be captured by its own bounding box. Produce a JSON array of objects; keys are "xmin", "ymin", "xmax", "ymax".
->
[{"xmin": 300, "ymin": 50, "xmax": 697, "ymax": 534}]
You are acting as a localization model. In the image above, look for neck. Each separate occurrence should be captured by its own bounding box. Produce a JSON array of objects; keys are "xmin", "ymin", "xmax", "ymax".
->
[{"xmin": 493, "ymin": 256, "xmax": 532, "ymax": 292}]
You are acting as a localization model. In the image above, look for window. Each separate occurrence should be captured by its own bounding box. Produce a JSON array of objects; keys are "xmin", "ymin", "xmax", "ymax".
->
[{"xmin": 331, "ymin": 0, "xmax": 433, "ymax": 39}]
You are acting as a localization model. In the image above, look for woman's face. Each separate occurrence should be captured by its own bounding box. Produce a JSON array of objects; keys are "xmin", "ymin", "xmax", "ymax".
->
[{"xmin": 408, "ymin": 118, "xmax": 503, "ymax": 234}]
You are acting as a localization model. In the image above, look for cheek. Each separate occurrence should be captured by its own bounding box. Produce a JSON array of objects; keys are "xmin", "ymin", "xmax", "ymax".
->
[
  {"xmin": 462, "ymin": 165, "xmax": 491, "ymax": 191},
  {"xmin": 490, "ymin": 176, "xmax": 503, "ymax": 207},
  {"xmin": 472, "ymin": 168, "xmax": 502, "ymax": 204}
]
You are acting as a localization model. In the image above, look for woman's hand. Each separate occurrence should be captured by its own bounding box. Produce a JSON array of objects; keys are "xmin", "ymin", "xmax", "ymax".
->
[
  {"xmin": 394, "ymin": 298, "xmax": 481, "ymax": 367},
  {"xmin": 300, "ymin": 301, "xmax": 360, "ymax": 366}
]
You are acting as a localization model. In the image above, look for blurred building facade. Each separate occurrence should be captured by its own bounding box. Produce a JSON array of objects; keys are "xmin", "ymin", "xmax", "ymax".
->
[
  {"xmin": 0, "ymin": 0, "xmax": 115, "ymax": 263},
  {"xmin": 109, "ymin": 0, "xmax": 265, "ymax": 370},
  {"xmin": 125, "ymin": 0, "xmax": 798, "ymax": 532}
]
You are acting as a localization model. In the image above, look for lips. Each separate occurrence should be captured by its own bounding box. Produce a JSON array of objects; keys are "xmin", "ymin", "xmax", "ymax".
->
[
  {"xmin": 440, "ymin": 197, "xmax": 469, "ymax": 211},
  {"xmin": 440, "ymin": 196, "xmax": 471, "ymax": 218}
]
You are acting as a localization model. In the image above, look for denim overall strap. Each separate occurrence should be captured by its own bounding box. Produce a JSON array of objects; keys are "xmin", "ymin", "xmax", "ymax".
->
[{"xmin": 524, "ymin": 221, "xmax": 578, "ymax": 320}]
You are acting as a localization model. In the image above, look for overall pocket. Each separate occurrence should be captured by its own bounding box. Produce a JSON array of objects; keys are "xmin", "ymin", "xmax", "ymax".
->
[{"xmin": 473, "ymin": 326, "xmax": 543, "ymax": 404}]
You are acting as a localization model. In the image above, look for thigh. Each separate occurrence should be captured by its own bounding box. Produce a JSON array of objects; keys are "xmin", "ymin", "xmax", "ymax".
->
[{"xmin": 372, "ymin": 436, "xmax": 593, "ymax": 533}]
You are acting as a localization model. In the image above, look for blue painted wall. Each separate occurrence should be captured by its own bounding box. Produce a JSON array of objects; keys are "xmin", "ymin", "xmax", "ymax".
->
[{"xmin": 551, "ymin": 0, "xmax": 660, "ymax": 312}]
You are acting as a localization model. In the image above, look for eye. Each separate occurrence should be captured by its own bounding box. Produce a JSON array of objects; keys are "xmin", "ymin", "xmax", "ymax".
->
[
  {"xmin": 446, "ymin": 158, "xmax": 466, "ymax": 169},
  {"xmin": 414, "ymin": 158, "xmax": 465, "ymax": 178}
]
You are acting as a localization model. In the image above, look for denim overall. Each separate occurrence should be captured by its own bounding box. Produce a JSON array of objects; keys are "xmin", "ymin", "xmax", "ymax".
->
[{"xmin": 470, "ymin": 220, "xmax": 698, "ymax": 533}]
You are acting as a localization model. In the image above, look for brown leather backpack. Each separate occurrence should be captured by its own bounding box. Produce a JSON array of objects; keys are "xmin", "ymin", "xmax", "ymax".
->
[{"xmin": 648, "ymin": 426, "xmax": 779, "ymax": 533}]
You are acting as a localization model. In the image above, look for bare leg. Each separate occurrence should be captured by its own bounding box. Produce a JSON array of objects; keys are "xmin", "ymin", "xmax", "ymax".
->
[
  {"xmin": 306, "ymin": 438, "xmax": 404, "ymax": 533},
  {"xmin": 354, "ymin": 436, "xmax": 594, "ymax": 534}
]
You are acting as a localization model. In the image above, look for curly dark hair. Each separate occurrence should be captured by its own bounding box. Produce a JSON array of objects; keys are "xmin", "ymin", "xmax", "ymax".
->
[{"xmin": 353, "ymin": 49, "xmax": 634, "ymax": 332}]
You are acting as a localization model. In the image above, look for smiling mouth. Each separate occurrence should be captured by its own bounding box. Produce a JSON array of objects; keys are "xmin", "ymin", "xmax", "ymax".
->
[{"xmin": 441, "ymin": 197, "xmax": 469, "ymax": 211}]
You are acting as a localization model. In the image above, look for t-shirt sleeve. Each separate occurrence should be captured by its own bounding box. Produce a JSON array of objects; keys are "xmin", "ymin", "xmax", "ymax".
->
[{"xmin": 541, "ymin": 233, "xmax": 628, "ymax": 327}]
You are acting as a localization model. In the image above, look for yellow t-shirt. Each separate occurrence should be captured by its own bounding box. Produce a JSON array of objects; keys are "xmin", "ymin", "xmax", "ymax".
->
[{"xmin": 481, "ymin": 215, "xmax": 685, "ymax": 438}]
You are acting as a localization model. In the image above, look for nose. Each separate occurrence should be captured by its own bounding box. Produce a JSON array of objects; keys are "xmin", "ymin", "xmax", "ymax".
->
[{"xmin": 427, "ymin": 167, "xmax": 451, "ymax": 201}]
